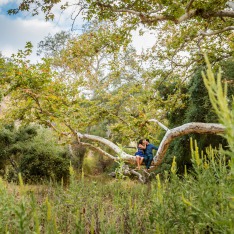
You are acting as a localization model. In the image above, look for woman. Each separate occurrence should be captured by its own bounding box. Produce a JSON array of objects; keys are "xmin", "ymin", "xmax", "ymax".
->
[{"xmin": 134, "ymin": 139, "xmax": 146, "ymax": 169}]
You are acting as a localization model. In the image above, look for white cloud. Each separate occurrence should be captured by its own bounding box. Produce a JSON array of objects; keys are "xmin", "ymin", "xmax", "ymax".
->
[
  {"xmin": 131, "ymin": 29, "xmax": 157, "ymax": 54},
  {"xmin": 0, "ymin": 15, "xmax": 62, "ymax": 62},
  {"xmin": 0, "ymin": 0, "xmax": 14, "ymax": 5}
]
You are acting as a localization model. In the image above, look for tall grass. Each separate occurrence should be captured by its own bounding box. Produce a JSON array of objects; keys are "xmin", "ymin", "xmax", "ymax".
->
[{"xmin": 0, "ymin": 147, "xmax": 233, "ymax": 234}]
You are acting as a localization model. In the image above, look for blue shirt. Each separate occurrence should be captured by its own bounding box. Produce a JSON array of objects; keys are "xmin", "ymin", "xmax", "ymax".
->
[{"xmin": 145, "ymin": 143, "xmax": 158, "ymax": 157}]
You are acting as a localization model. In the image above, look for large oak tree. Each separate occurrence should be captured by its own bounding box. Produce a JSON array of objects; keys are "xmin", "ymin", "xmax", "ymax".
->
[{"xmin": 1, "ymin": 1, "xmax": 232, "ymax": 178}]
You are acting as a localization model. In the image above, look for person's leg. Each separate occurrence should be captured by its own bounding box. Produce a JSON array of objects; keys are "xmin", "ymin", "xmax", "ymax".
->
[
  {"xmin": 146, "ymin": 156, "xmax": 153, "ymax": 169},
  {"xmin": 140, "ymin": 157, "xmax": 144, "ymax": 166},
  {"xmin": 144, "ymin": 155, "xmax": 149, "ymax": 169},
  {"xmin": 136, "ymin": 156, "xmax": 140, "ymax": 169}
]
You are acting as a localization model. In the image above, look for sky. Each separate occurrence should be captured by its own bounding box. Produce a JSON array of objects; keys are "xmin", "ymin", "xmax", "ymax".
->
[{"xmin": 0, "ymin": 0, "xmax": 156, "ymax": 63}]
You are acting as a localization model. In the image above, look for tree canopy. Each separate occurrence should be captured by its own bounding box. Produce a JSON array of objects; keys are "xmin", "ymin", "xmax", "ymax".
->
[{"xmin": 9, "ymin": 1, "xmax": 234, "ymax": 62}]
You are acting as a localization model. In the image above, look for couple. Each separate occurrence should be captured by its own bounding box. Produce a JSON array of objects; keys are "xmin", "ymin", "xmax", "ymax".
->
[{"xmin": 135, "ymin": 139, "xmax": 158, "ymax": 170}]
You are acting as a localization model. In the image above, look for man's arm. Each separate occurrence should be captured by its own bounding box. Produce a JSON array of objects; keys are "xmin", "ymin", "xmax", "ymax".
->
[{"xmin": 152, "ymin": 144, "xmax": 158, "ymax": 150}]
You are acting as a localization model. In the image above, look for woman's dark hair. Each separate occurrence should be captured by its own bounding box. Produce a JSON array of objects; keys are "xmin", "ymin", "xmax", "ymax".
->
[{"xmin": 138, "ymin": 139, "xmax": 144, "ymax": 145}]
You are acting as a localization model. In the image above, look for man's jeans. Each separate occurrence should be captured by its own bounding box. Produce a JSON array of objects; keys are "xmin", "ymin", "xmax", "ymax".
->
[{"xmin": 145, "ymin": 156, "xmax": 153, "ymax": 169}]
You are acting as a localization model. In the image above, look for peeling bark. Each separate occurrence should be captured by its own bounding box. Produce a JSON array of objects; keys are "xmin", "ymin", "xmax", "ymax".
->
[{"xmin": 152, "ymin": 122, "xmax": 225, "ymax": 169}]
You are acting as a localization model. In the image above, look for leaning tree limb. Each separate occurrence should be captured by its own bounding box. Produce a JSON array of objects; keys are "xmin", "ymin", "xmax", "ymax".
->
[
  {"xmin": 109, "ymin": 164, "xmax": 146, "ymax": 183},
  {"xmin": 77, "ymin": 132, "xmax": 136, "ymax": 162},
  {"xmin": 130, "ymin": 169, "xmax": 146, "ymax": 183},
  {"xmin": 151, "ymin": 122, "xmax": 226, "ymax": 169}
]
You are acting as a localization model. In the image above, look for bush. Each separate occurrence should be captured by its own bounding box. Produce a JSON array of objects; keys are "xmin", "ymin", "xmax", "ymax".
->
[
  {"xmin": 0, "ymin": 125, "xmax": 70, "ymax": 183},
  {"xmin": 19, "ymin": 127, "xmax": 70, "ymax": 183}
]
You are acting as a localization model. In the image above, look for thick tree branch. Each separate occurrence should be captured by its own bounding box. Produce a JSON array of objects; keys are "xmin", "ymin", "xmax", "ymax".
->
[
  {"xmin": 177, "ymin": 9, "xmax": 197, "ymax": 23},
  {"xmin": 96, "ymin": 4, "xmax": 234, "ymax": 25},
  {"xmin": 76, "ymin": 122, "xmax": 226, "ymax": 171},
  {"xmin": 211, "ymin": 10, "xmax": 234, "ymax": 18},
  {"xmin": 77, "ymin": 132, "xmax": 135, "ymax": 161},
  {"xmin": 151, "ymin": 122, "xmax": 226, "ymax": 169}
]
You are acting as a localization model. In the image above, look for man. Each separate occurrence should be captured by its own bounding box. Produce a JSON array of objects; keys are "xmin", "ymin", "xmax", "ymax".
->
[{"xmin": 144, "ymin": 139, "xmax": 158, "ymax": 170}]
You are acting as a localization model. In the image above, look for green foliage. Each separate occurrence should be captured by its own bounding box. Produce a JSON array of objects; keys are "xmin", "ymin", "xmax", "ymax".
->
[
  {"xmin": 0, "ymin": 28, "xmax": 164, "ymax": 148},
  {"xmin": 9, "ymin": 1, "xmax": 234, "ymax": 77},
  {"xmin": 0, "ymin": 125, "xmax": 38, "ymax": 176},
  {"xmin": 2, "ymin": 1, "xmax": 234, "ymax": 176},
  {"xmin": 203, "ymin": 56, "xmax": 234, "ymax": 169},
  {"xmin": 162, "ymin": 60, "xmax": 234, "ymax": 173},
  {"xmin": 82, "ymin": 152, "xmax": 115, "ymax": 175},
  {"xmin": 18, "ymin": 127, "xmax": 70, "ymax": 183},
  {"xmin": 0, "ymin": 125, "xmax": 70, "ymax": 183},
  {"xmin": 37, "ymin": 31, "xmax": 71, "ymax": 57}
]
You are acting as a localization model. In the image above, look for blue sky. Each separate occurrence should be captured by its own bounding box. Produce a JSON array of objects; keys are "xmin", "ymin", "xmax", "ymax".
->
[
  {"xmin": 0, "ymin": 0, "xmax": 156, "ymax": 63},
  {"xmin": 0, "ymin": 0, "xmax": 81, "ymax": 62},
  {"xmin": 0, "ymin": 1, "xmax": 18, "ymax": 16}
]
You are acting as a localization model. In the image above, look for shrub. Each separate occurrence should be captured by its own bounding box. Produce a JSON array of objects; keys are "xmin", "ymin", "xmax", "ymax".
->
[{"xmin": 0, "ymin": 125, "xmax": 70, "ymax": 183}]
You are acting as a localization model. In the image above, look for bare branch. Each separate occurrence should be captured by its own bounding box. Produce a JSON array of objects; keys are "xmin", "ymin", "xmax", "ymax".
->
[
  {"xmin": 148, "ymin": 119, "xmax": 170, "ymax": 131},
  {"xmin": 80, "ymin": 142, "xmax": 116, "ymax": 160},
  {"xmin": 200, "ymin": 26, "xmax": 234, "ymax": 36},
  {"xmin": 71, "ymin": 3, "xmax": 87, "ymax": 30},
  {"xmin": 130, "ymin": 169, "xmax": 145, "ymax": 183},
  {"xmin": 186, "ymin": 0, "xmax": 196, "ymax": 12}
]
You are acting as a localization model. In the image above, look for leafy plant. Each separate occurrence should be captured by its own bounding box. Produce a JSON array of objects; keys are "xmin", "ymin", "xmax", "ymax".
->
[{"xmin": 0, "ymin": 124, "xmax": 70, "ymax": 183}]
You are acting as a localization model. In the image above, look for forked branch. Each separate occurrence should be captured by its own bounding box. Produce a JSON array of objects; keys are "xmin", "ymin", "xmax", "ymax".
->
[{"xmin": 76, "ymin": 122, "xmax": 225, "ymax": 170}]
